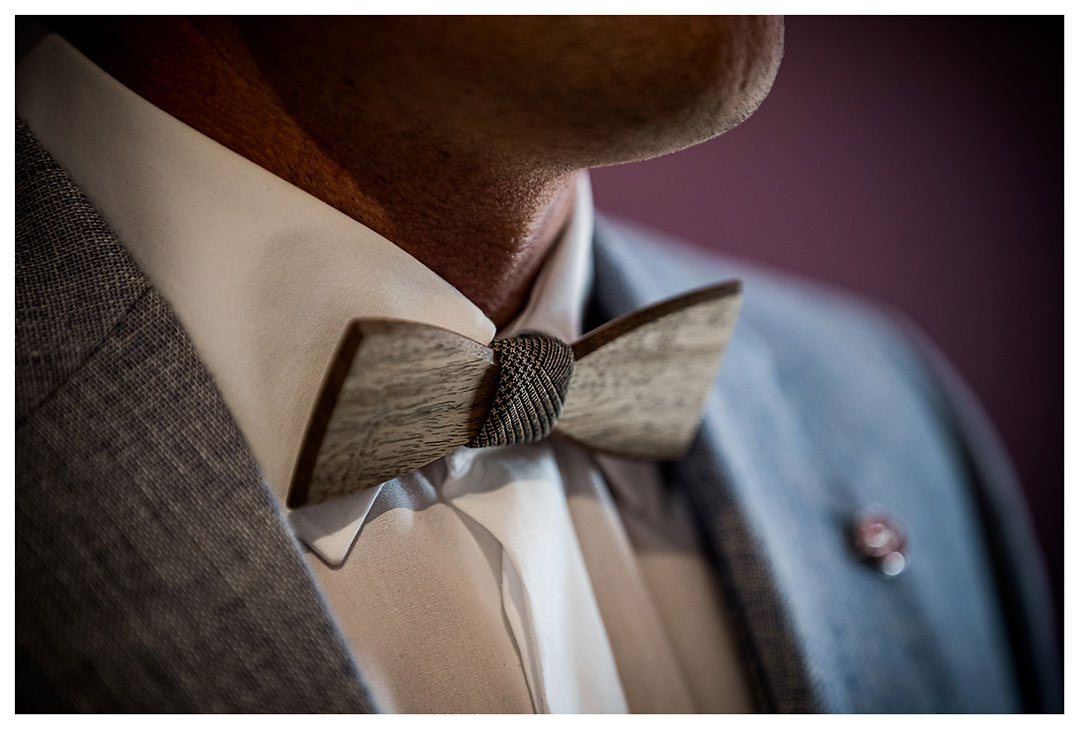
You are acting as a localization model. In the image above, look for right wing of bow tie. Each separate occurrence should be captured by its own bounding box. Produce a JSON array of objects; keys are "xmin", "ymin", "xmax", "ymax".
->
[{"xmin": 287, "ymin": 281, "xmax": 742, "ymax": 508}]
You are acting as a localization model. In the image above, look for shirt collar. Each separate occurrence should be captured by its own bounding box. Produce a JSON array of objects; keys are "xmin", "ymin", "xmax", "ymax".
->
[
  {"xmin": 290, "ymin": 188, "xmax": 594, "ymax": 565},
  {"xmin": 16, "ymin": 32, "xmax": 596, "ymax": 562}
]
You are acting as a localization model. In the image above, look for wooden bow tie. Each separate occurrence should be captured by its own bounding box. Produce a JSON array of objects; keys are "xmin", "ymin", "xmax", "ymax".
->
[{"xmin": 287, "ymin": 281, "xmax": 742, "ymax": 508}]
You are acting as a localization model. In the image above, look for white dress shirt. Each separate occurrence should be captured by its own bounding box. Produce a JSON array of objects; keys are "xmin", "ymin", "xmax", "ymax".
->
[{"xmin": 17, "ymin": 31, "xmax": 752, "ymax": 713}]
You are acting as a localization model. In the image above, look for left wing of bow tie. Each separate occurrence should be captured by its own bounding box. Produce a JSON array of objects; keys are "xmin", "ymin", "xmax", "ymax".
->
[{"xmin": 287, "ymin": 281, "xmax": 742, "ymax": 508}]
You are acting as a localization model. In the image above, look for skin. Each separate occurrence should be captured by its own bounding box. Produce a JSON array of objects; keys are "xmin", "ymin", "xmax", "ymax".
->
[{"xmin": 54, "ymin": 16, "xmax": 784, "ymax": 326}]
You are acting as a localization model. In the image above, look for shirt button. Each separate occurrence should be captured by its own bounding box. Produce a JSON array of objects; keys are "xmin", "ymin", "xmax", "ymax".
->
[{"xmin": 852, "ymin": 511, "xmax": 908, "ymax": 577}]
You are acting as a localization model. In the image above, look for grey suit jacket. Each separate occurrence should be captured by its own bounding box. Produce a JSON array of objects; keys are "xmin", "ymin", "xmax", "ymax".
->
[{"xmin": 15, "ymin": 119, "xmax": 1061, "ymax": 713}]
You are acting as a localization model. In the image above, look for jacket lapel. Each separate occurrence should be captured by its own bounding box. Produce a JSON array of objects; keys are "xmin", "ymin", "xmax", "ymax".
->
[
  {"xmin": 16, "ymin": 119, "xmax": 373, "ymax": 712},
  {"xmin": 588, "ymin": 216, "xmax": 818, "ymax": 712}
]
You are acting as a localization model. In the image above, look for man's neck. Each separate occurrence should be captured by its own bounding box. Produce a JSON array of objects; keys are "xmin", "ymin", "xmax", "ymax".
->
[{"xmin": 55, "ymin": 17, "xmax": 577, "ymax": 327}]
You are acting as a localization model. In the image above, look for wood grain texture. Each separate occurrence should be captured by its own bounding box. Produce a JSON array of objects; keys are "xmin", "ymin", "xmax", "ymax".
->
[
  {"xmin": 287, "ymin": 320, "xmax": 497, "ymax": 508},
  {"xmin": 555, "ymin": 281, "xmax": 743, "ymax": 460}
]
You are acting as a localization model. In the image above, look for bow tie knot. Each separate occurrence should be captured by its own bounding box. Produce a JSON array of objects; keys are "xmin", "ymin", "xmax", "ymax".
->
[{"xmin": 469, "ymin": 333, "xmax": 575, "ymax": 448}]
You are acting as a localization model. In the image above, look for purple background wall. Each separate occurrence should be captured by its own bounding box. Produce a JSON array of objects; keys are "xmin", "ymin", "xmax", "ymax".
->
[{"xmin": 591, "ymin": 16, "xmax": 1062, "ymax": 623}]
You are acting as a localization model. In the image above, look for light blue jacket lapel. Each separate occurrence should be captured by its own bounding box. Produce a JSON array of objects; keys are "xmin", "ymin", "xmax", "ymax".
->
[{"xmin": 589, "ymin": 214, "xmax": 1059, "ymax": 712}]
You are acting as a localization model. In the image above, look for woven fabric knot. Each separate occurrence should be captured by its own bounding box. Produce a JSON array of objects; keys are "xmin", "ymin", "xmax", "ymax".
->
[{"xmin": 468, "ymin": 332, "xmax": 575, "ymax": 448}]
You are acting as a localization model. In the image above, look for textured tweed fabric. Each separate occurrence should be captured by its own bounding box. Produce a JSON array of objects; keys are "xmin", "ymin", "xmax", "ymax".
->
[
  {"xmin": 15, "ymin": 119, "xmax": 373, "ymax": 713},
  {"xmin": 469, "ymin": 332, "xmax": 575, "ymax": 448}
]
